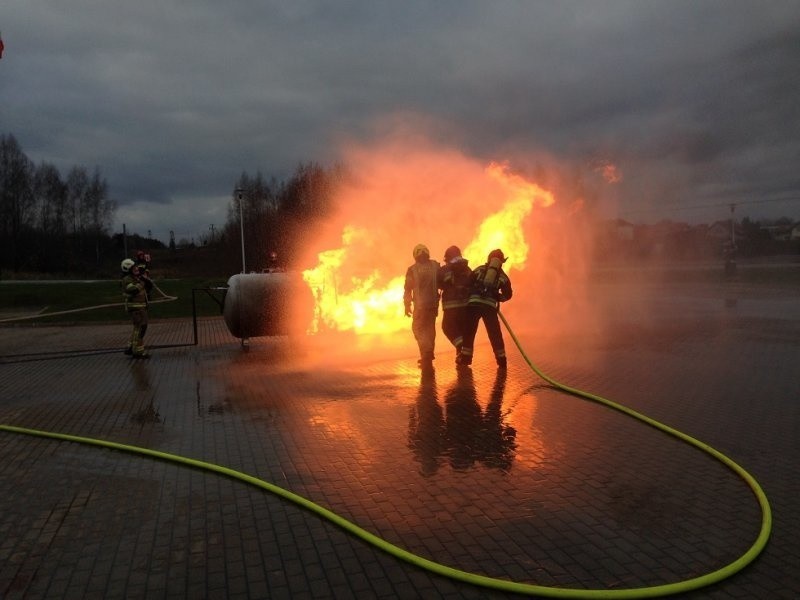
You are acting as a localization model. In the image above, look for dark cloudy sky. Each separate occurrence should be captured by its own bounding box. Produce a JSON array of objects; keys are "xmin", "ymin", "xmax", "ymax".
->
[{"xmin": 2, "ymin": 1, "xmax": 799, "ymax": 243}]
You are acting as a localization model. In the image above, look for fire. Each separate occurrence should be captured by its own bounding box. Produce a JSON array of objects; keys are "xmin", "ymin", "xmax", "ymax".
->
[
  {"xmin": 463, "ymin": 162, "xmax": 554, "ymax": 273},
  {"xmin": 302, "ymin": 225, "xmax": 408, "ymax": 334},
  {"xmin": 302, "ymin": 158, "xmax": 556, "ymax": 337}
]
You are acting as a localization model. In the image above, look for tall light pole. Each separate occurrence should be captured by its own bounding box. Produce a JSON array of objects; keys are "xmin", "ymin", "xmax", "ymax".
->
[
  {"xmin": 236, "ymin": 188, "xmax": 246, "ymax": 273},
  {"xmin": 725, "ymin": 203, "xmax": 737, "ymax": 277}
]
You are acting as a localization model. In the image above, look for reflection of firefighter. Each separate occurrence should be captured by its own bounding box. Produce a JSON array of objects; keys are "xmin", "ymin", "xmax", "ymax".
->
[
  {"xmin": 130, "ymin": 363, "xmax": 161, "ymax": 424},
  {"xmin": 404, "ymin": 244, "xmax": 440, "ymax": 369},
  {"xmin": 407, "ymin": 368, "xmax": 446, "ymax": 477},
  {"xmin": 444, "ymin": 367, "xmax": 516, "ymax": 471},
  {"xmin": 121, "ymin": 258, "xmax": 150, "ymax": 359},
  {"xmin": 479, "ymin": 369, "xmax": 516, "ymax": 471},
  {"xmin": 459, "ymin": 249, "xmax": 513, "ymax": 369},
  {"xmin": 437, "ymin": 245, "xmax": 472, "ymax": 364},
  {"xmin": 444, "ymin": 367, "xmax": 482, "ymax": 470}
]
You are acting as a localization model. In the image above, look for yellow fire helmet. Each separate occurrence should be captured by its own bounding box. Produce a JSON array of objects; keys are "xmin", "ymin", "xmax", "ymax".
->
[{"xmin": 412, "ymin": 244, "xmax": 430, "ymax": 259}]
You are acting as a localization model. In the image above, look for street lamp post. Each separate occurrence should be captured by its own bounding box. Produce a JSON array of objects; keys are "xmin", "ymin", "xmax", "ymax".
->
[
  {"xmin": 236, "ymin": 188, "xmax": 246, "ymax": 273},
  {"xmin": 726, "ymin": 203, "xmax": 737, "ymax": 277}
]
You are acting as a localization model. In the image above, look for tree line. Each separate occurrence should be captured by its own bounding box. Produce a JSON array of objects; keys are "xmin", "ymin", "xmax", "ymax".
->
[
  {"xmin": 0, "ymin": 133, "xmax": 116, "ymax": 276},
  {"xmin": 217, "ymin": 163, "xmax": 343, "ymax": 273},
  {"xmin": 0, "ymin": 132, "xmax": 344, "ymax": 278}
]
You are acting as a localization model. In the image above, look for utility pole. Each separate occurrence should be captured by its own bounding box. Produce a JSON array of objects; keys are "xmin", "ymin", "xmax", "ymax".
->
[
  {"xmin": 726, "ymin": 203, "xmax": 737, "ymax": 277},
  {"xmin": 236, "ymin": 188, "xmax": 246, "ymax": 273}
]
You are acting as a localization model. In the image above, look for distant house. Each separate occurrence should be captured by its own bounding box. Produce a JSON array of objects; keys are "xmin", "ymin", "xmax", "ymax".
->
[
  {"xmin": 760, "ymin": 223, "xmax": 794, "ymax": 241},
  {"xmin": 789, "ymin": 222, "xmax": 800, "ymax": 241},
  {"xmin": 707, "ymin": 220, "xmax": 741, "ymax": 244},
  {"xmin": 610, "ymin": 218, "xmax": 634, "ymax": 241},
  {"xmin": 631, "ymin": 220, "xmax": 693, "ymax": 258}
]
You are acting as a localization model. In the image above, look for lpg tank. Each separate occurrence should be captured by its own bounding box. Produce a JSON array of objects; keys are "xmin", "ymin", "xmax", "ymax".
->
[{"xmin": 223, "ymin": 272, "xmax": 314, "ymax": 339}]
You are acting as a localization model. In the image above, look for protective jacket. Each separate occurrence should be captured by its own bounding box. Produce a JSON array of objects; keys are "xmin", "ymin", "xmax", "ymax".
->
[
  {"xmin": 122, "ymin": 273, "xmax": 148, "ymax": 311},
  {"xmin": 468, "ymin": 262, "xmax": 512, "ymax": 310},
  {"xmin": 438, "ymin": 257, "xmax": 472, "ymax": 310},
  {"xmin": 404, "ymin": 259, "xmax": 440, "ymax": 313}
]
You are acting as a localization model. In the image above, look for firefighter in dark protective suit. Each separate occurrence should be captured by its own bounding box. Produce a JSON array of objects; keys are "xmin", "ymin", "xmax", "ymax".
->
[
  {"xmin": 121, "ymin": 258, "xmax": 150, "ymax": 359},
  {"xmin": 437, "ymin": 245, "xmax": 472, "ymax": 364},
  {"xmin": 458, "ymin": 249, "xmax": 513, "ymax": 369},
  {"xmin": 404, "ymin": 244, "xmax": 440, "ymax": 369}
]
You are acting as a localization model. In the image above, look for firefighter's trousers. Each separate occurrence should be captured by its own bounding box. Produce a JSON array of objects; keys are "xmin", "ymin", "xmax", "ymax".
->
[
  {"xmin": 411, "ymin": 307, "xmax": 437, "ymax": 360},
  {"xmin": 441, "ymin": 305, "xmax": 467, "ymax": 353},
  {"xmin": 128, "ymin": 308, "xmax": 149, "ymax": 355},
  {"xmin": 460, "ymin": 304, "xmax": 506, "ymax": 363}
]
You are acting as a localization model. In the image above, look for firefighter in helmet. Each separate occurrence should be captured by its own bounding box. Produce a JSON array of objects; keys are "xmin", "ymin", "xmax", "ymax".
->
[
  {"xmin": 437, "ymin": 245, "xmax": 473, "ymax": 364},
  {"xmin": 121, "ymin": 258, "xmax": 150, "ymax": 359},
  {"xmin": 134, "ymin": 250, "xmax": 154, "ymax": 299},
  {"xmin": 458, "ymin": 249, "xmax": 513, "ymax": 369},
  {"xmin": 263, "ymin": 250, "xmax": 284, "ymax": 273},
  {"xmin": 404, "ymin": 243, "xmax": 440, "ymax": 369}
]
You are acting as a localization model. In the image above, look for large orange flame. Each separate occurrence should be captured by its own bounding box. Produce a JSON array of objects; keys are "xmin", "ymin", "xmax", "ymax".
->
[
  {"xmin": 463, "ymin": 162, "xmax": 554, "ymax": 273},
  {"xmin": 302, "ymin": 159, "xmax": 555, "ymax": 336}
]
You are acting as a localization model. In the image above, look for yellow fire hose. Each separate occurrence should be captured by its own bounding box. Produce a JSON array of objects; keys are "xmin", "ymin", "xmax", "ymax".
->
[{"xmin": 0, "ymin": 311, "xmax": 771, "ymax": 598}]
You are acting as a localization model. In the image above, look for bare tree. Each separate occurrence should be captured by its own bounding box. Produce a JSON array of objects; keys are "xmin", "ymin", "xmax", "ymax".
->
[
  {"xmin": 34, "ymin": 161, "xmax": 68, "ymax": 235},
  {"xmin": 84, "ymin": 167, "xmax": 115, "ymax": 234},
  {"xmin": 65, "ymin": 166, "xmax": 89, "ymax": 234},
  {"xmin": 0, "ymin": 134, "xmax": 35, "ymax": 271}
]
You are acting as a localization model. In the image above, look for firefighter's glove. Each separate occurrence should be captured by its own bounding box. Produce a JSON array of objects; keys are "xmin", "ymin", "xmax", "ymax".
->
[{"xmin": 404, "ymin": 304, "xmax": 412, "ymax": 317}]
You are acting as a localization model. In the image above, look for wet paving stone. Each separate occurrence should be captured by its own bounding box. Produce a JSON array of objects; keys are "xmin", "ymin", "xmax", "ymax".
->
[{"xmin": 0, "ymin": 280, "xmax": 798, "ymax": 599}]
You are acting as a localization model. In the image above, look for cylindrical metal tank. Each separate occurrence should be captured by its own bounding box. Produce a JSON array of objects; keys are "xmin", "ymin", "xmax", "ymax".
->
[{"xmin": 223, "ymin": 272, "xmax": 314, "ymax": 339}]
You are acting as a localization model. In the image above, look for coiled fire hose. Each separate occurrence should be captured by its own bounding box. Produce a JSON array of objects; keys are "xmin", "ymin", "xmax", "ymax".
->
[{"xmin": 0, "ymin": 311, "xmax": 771, "ymax": 598}]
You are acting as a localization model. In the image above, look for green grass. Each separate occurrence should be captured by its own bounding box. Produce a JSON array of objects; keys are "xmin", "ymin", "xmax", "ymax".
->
[{"xmin": 0, "ymin": 278, "xmax": 230, "ymax": 324}]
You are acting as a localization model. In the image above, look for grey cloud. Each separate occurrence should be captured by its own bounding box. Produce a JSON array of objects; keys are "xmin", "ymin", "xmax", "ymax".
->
[{"xmin": 2, "ymin": 0, "xmax": 799, "ymax": 242}]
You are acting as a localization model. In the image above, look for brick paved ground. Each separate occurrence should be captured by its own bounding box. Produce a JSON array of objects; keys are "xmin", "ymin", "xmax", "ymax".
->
[{"xmin": 0, "ymin": 275, "xmax": 798, "ymax": 599}]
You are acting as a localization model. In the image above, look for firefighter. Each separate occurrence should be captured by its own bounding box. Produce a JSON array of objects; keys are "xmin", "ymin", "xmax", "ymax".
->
[
  {"xmin": 404, "ymin": 243, "xmax": 440, "ymax": 369},
  {"xmin": 437, "ymin": 245, "xmax": 472, "ymax": 364},
  {"xmin": 263, "ymin": 250, "xmax": 284, "ymax": 273},
  {"xmin": 134, "ymin": 250, "xmax": 154, "ymax": 299},
  {"xmin": 121, "ymin": 258, "xmax": 150, "ymax": 359},
  {"xmin": 458, "ymin": 249, "xmax": 513, "ymax": 369}
]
